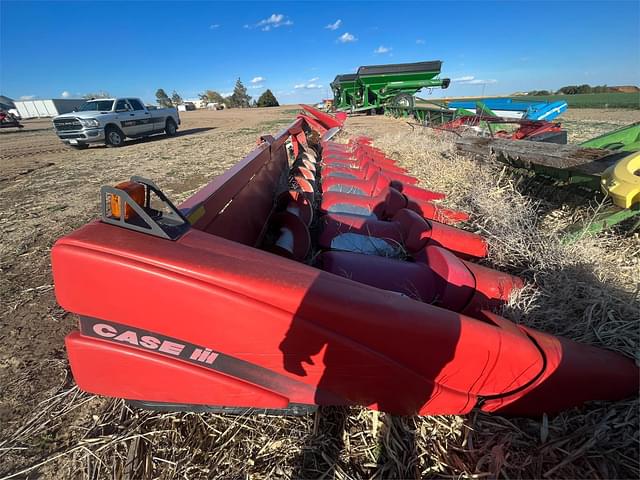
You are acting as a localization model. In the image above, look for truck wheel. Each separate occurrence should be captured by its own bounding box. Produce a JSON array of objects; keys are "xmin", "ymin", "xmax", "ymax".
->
[
  {"xmin": 105, "ymin": 126, "xmax": 125, "ymax": 147},
  {"xmin": 392, "ymin": 93, "xmax": 415, "ymax": 109},
  {"xmin": 70, "ymin": 144, "xmax": 89, "ymax": 150},
  {"xmin": 165, "ymin": 119, "xmax": 177, "ymax": 136}
]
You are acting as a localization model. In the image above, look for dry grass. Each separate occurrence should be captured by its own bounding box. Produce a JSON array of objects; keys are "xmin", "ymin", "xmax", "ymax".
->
[{"xmin": 1, "ymin": 114, "xmax": 639, "ymax": 479}]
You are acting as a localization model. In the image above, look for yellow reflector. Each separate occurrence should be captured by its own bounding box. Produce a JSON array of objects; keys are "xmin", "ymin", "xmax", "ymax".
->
[{"xmin": 111, "ymin": 181, "xmax": 145, "ymax": 220}]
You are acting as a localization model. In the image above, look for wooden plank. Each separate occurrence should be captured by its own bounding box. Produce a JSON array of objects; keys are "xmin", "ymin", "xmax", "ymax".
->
[{"xmin": 455, "ymin": 136, "xmax": 628, "ymax": 176}]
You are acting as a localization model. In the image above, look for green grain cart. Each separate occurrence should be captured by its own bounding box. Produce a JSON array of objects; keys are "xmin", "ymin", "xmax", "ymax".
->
[
  {"xmin": 332, "ymin": 60, "xmax": 450, "ymax": 113},
  {"xmin": 330, "ymin": 74, "xmax": 359, "ymax": 111}
]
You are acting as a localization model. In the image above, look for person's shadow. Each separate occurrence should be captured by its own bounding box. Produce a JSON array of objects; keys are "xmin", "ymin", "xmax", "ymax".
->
[{"xmin": 277, "ymin": 269, "xmax": 461, "ymax": 479}]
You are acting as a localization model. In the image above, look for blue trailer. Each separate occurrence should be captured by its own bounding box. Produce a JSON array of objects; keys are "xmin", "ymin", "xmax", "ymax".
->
[{"xmin": 445, "ymin": 98, "xmax": 568, "ymax": 121}]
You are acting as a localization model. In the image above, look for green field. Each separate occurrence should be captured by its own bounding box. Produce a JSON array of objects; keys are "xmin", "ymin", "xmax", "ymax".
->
[
  {"xmin": 438, "ymin": 92, "xmax": 639, "ymax": 109},
  {"xmin": 509, "ymin": 92, "xmax": 639, "ymax": 109}
]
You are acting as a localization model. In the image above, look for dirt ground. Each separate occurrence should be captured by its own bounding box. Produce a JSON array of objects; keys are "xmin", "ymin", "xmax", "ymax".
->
[{"xmin": 0, "ymin": 106, "xmax": 638, "ymax": 478}]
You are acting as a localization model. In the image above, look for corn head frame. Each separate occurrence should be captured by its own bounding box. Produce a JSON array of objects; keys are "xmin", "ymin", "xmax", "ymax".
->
[{"xmin": 51, "ymin": 106, "xmax": 638, "ymax": 417}]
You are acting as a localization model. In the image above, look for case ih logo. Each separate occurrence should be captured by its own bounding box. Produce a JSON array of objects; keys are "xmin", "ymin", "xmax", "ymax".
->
[
  {"xmin": 78, "ymin": 316, "xmax": 322, "ymax": 403},
  {"xmin": 80, "ymin": 317, "xmax": 219, "ymax": 367}
]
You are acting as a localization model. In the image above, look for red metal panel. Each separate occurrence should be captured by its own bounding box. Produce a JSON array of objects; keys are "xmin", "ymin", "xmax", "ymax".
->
[
  {"xmin": 201, "ymin": 147, "xmax": 285, "ymax": 245},
  {"xmin": 67, "ymin": 332, "xmax": 292, "ymax": 408},
  {"xmin": 180, "ymin": 118, "xmax": 304, "ymax": 246},
  {"xmin": 301, "ymin": 104, "xmax": 343, "ymax": 129},
  {"xmin": 52, "ymin": 222, "xmax": 639, "ymax": 415}
]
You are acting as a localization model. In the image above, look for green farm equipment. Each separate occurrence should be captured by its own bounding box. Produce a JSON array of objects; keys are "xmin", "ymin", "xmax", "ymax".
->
[
  {"xmin": 579, "ymin": 121, "xmax": 640, "ymax": 152},
  {"xmin": 332, "ymin": 61, "xmax": 450, "ymax": 113},
  {"xmin": 456, "ymin": 126, "xmax": 640, "ymax": 240},
  {"xmin": 385, "ymin": 100, "xmax": 470, "ymax": 125},
  {"xmin": 330, "ymin": 74, "xmax": 359, "ymax": 111}
]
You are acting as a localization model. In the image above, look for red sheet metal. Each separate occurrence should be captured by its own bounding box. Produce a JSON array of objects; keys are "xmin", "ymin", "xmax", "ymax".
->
[
  {"xmin": 319, "ymin": 209, "xmax": 488, "ymax": 259},
  {"xmin": 180, "ymin": 118, "xmax": 303, "ymax": 246},
  {"xmin": 297, "ymin": 113, "xmax": 327, "ymax": 135},
  {"xmin": 320, "ymin": 187, "xmax": 469, "ymax": 224},
  {"xmin": 322, "ymin": 173, "xmax": 445, "ymax": 202},
  {"xmin": 301, "ymin": 104, "xmax": 343, "ymax": 129},
  {"xmin": 53, "ymin": 222, "xmax": 638, "ymax": 415},
  {"xmin": 322, "ymin": 163, "xmax": 419, "ymax": 185}
]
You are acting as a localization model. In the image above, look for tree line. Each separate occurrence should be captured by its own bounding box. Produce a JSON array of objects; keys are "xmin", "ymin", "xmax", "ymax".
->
[
  {"xmin": 156, "ymin": 78, "xmax": 279, "ymax": 108},
  {"xmin": 528, "ymin": 84, "xmax": 619, "ymax": 96}
]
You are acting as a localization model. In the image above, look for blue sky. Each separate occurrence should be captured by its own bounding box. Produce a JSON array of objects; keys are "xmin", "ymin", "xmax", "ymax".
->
[{"xmin": 1, "ymin": 1, "xmax": 639, "ymax": 104}]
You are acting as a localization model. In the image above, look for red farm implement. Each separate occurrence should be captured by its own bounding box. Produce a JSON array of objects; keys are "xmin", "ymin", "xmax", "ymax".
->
[
  {"xmin": 441, "ymin": 115, "xmax": 567, "ymax": 144},
  {"xmin": 0, "ymin": 110, "xmax": 24, "ymax": 129},
  {"xmin": 51, "ymin": 106, "xmax": 638, "ymax": 417}
]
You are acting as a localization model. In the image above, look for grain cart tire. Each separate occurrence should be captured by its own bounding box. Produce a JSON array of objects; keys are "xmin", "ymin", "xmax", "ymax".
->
[
  {"xmin": 105, "ymin": 126, "xmax": 125, "ymax": 147},
  {"xmin": 392, "ymin": 93, "xmax": 415, "ymax": 109},
  {"xmin": 165, "ymin": 118, "xmax": 177, "ymax": 136}
]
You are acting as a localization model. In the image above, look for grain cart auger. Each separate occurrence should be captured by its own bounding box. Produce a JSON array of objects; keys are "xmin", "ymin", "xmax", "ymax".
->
[{"xmin": 52, "ymin": 105, "xmax": 638, "ymax": 417}]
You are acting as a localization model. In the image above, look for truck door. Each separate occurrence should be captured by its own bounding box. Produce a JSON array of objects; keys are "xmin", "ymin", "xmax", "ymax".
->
[
  {"xmin": 115, "ymin": 99, "xmax": 138, "ymax": 137},
  {"xmin": 114, "ymin": 99, "xmax": 144, "ymax": 137},
  {"xmin": 127, "ymin": 98, "xmax": 154, "ymax": 134}
]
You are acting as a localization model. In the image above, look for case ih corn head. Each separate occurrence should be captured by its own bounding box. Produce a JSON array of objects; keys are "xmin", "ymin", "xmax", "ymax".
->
[
  {"xmin": 52, "ymin": 106, "xmax": 638, "ymax": 417},
  {"xmin": 331, "ymin": 61, "xmax": 450, "ymax": 113}
]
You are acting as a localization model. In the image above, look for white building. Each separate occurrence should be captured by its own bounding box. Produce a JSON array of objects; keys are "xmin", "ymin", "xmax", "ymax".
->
[
  {"xmin": 184, "ymin": 98, "xmax": 207, "ymax": 109},
  {"xmin": 14, "ymin": 99, "xmax": 86, "ymax": 119}
]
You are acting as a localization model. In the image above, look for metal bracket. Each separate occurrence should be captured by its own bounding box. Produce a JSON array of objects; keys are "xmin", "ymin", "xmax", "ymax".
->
[{"xmin": 101, "ymin": 176, "xmax": 190, "ymax": 240}]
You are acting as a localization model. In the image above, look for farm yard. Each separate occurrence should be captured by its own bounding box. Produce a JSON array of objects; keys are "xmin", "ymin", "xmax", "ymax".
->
[{"xmin": 1, "ymin": 106, "xmax": 639, "ymax": 479}]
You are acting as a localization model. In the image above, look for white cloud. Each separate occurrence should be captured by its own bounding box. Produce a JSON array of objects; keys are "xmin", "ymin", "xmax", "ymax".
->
[
  {"xmin": 294, "ymin": 83, "xmax": 324, "ymax": 90},
  {"xmin": 374, "ymin": 45, "xmax": 391, "ymax": 54},
  {"xmin": 19, "ymin": 95, "xmax": 36, "ymax": 100},
  {"xmin": 325, "ymin": 19, "xmax": 341, "ymax": 30},
  {"xmin": 249, "ymin": 85, "xmax": 264, "ymax": 89},
  {"xmin": 251, "ymin": 76, "xmax": 265, "ymax": 84},
  {"xmin": 338, "ymin": 32, "xmax": 356, "ymax": 43},
  {"xmin": 256, "ymin": 13, "xmax": 293, "ymax": 31},
  {"xmin": 452, "ymin": 75, "xmax": 497, "ymax": 85},
  {"xmin": 209, "ymin": 24, "xmax": 220, "ymax": 29},
  {"xmin": 466, "ymin": 79, "xmax": 497, "ymax": 85},
  {"xmin": 416, "ymin": 39, "xmax": 425, "ymax": 44},
  {"xmin": 243, "ymin": 24, "xmax": 250, "ymax": 29},
  {"xmin": 452, "ymin": 76, "xmax": 475, "ymax": 82},
  {"xmin": 260, "ymin": 13, "xmax": 283, "ymax": 25},
  {"xmin": 61, "ymin": 91, "xmax": 71, "ymax": 98},
  {"xmin": 220, "ymin": 92, "xmax": 233, "ymax": 98},
  {"xmin": 308, "ymin": 76, "xmax": 319, "ymax": 82}
]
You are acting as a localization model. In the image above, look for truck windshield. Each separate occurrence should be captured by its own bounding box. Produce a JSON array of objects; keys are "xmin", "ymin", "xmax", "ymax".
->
[{"xmin": 78, "ymin": 100, "xmax": 114, "ymax": 111}]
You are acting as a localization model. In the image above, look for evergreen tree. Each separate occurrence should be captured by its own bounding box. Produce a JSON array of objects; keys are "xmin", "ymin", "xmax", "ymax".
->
[
  {"xmin": 171, "ymin": 90, "xmax": 183, "ymax": 105},
  {"xmin": 155, "ymin": 88, "xmax": 173, "ymax": 107},
  {"xmin": 229, "ymin": 78, "xmax": 251, "ymax": 108},
  {"xmin": 257, "ymin": 89, "xmax": 280, "ymax": 107}
]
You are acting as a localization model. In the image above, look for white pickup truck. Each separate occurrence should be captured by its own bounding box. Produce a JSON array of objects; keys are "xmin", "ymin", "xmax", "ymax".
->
[{"xmin": 52, "ymin": 98, "xmax": 180, "ymax": 149}]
